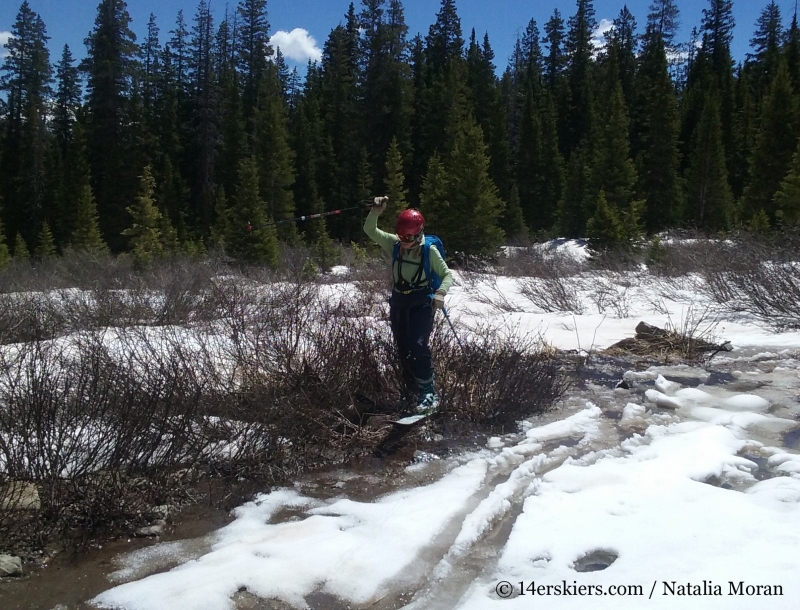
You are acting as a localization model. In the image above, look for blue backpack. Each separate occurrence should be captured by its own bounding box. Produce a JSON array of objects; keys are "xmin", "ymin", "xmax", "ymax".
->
[{"xmin": 392, "ymin": 235, "xmax": 446, "ymax": 292}]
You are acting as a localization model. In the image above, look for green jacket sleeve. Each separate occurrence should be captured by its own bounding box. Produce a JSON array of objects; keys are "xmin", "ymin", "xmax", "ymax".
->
[
  {"xmin": 428, "ymin": 243, "xmax": 453, "ymax": 294},
  {"xmin": 363, "ymin": 210, "xmax": 397, "ymax": 255}
]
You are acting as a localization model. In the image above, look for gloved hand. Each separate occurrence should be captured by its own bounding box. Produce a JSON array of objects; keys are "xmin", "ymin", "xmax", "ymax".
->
[
  {"xmin": 369, "ymin": 196, "xmax": 388, "ymax": 215},
  {"xmin": 432, "ymin": 289, "xmax": 446, "ymax": 310}
]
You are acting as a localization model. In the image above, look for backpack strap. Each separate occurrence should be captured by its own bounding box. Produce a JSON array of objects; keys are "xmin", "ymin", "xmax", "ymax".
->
[
  {"xmin": 391, "ymin": 240, "xmax": 431, "ymax": 293},
  {"xmin": 421, "ymin": 240, "xmax": 432, "ymax": 291}
]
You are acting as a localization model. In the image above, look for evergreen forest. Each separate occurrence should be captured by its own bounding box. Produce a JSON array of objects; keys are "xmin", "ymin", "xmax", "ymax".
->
[{"xmin": 1, "ymin": 0, "xmax": 800, "ymax": 265}]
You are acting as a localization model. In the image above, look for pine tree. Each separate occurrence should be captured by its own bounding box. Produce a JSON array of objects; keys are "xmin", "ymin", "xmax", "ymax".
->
[
  {"xmin": 557, "ymin": 145, "xmax": 591, "ymax": 237},
  {"xmin": 35, "ymin": 221, "xmax": 57, "ymax": 258},
  {"xmin": 442, "ymin": 112, "xmax": 505, "ymax": 255},
  {"xmin": 633, "ymin": 28, "xmax": 682, "ymax": 232},
  {"xmin": 210, "ymin": 186, "xmax": 231, "ymax": 248},
  {"xmin": 316, "ymin": 8, "xmax": 362, "ymax": 242},
  {"xmin": 0, "ymin": 2, "xmax": 52, "ymax": 112},
  {"xmin": 169, "ymin": 10, "xmax": 190, "ymax": 101},
  {"xmin": 543, "ymin": 9, "xmax": 567, "ymax": 91},
  {"xmin": 412, "ymin": 0, "xmax": 467, "ymax": 198},
  {"xmin": 466, "ymin": 31, "xmax": 507, "ymax": 195},
  {"xmin": 13, "ymin": 233, "xmax": 30, "ymax": 259},
  {"xmin": 0, "ymin": 2, "xmax": 53, "ymax": 246},
  {"xmin": 218, "ymin": 66, "xmax": 246, "ymax": 198},
  {"xmin": 0, "ymin": 200, "xmax": 10, "ymax": 268},
  {"xmin": 71, "ymin": 183, "xmax": 109, "ymax": 253},
  {"xmin": 419, "ymin": 153, "xmax": 450, "ymax": 235},
  {"xmin": 586, "ymin": 190, "xmax": 624, "ymax": 252},
  {"xmin": 702, "ymin": 0, "xmax": 736, "ymax": 79},
  {"xmin": 647, "ymin": 0, "xmax": 680, "ymax": 51},
  {"xmin": 516, "ymin": 83, "xmax": 542, "ymax": 231},
  {"xmin": 684, "ymin": 91, "xmax": 733, "ymax": 231},
  {"xmin": 539, "ymin": 91, "xmax": 565, "ymax": 232},
  {"xmin": 253, "ymin": 70, "xmax": 297, "ymax": 243},
  {"xmin": 700, "ymin": 0, "xmax": 737, "ymax": 182},
  {"xmin": 564, "ymin": 0, "xmax": 597, "ymax": 156},
  {"xmin": 384, "ymin": 136, "xmax": 409, "ymax": 220},
  {"xmin": 237, "ymin": 0, "xmax": 271, "ymax": 134},
  {"xmin": 290, "ymin": 85, "xmax": 327, "ymax": 244},
  {"xmin": 774, "ymin": 138, "xmax": 800, "ymax": 227},
  {"xmin": 53, "ymin": 45, "xmax": 81, "ymax": 153},
  {"xmin": 591, "ymin": 69, "xmax": 641, "ymax": 236},
  {"xmin": 610, "ymin": 6, "xmax": 638, "ymax": 111},
  {"xmin": 786, "ymin": 14, "xmax": 800, "ymax": 92},
  {"xmin": 141, "ymin": 13, "xmax": 161, "ymax": 112},
  {"xmin": 747, "ymin": 1, "xmax": 783, "ymax": 97},
  {"xmin": 729, "ymin": 66, "xmax": 756, "ymax": 200},
  {"xmin": 501, "ymin": 185, "xmax": 529, "ymax": 243},
  {"xmin": 225, "ymin": 157, "xmax": 278, "ymax": 266},
  {"xmin": 123, "ymin": 165, "xmax": 165, "ymax": 266},
  {"xmin": 742, "ymin": 60, "xmax": 797, "ymax": 224},
  {"xmin": 359, "ymin": 0, "xmax": 413, "ymax": 190},
  {"xmin": 82, "ymin": 0, "xmax": 140, "ymax": 251},
  {"xmin": 187, "ymin": 0, "xmax": 219, "ymax": 232}
]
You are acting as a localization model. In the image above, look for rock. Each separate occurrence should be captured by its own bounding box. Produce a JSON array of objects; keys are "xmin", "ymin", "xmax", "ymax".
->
[
  {"xmin": 135, "ymin": 520, "xmax": 166, "ymax": 537},
  {"xmin": 0, "ymin": 555, "xmax": 23, "ymax": 577},
  {"xmin": 0, "ymin": 481, "xmax": 41, "ymax": 510}
]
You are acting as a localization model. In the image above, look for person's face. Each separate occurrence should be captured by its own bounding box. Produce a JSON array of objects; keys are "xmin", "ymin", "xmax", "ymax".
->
[{"xmin": 398, "ymin": 233, "xmax": 419, "ymax": 250}]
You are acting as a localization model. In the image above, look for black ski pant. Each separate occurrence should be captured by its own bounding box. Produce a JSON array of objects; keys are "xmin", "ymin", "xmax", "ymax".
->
[{"xmin": 389, "ymin": 289, "xmax": 434, "ymax": 394}]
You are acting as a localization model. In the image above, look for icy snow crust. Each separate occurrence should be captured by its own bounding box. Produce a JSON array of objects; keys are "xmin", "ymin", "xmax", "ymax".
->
[{"xmin": 30, "ymin": 246, "xmax": 794, "ymax": 610}]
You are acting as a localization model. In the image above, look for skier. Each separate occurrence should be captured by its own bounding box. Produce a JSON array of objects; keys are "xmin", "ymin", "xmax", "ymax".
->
[{"xmin": 364, "ymin": 197, "xmax": 453, "ymax": 413}]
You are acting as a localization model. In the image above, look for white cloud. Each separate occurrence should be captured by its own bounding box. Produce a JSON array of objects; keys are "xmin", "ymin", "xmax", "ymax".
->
[
  {"xmin": 0, "ymin": 31, "xmax": 12, "ymax": 58},
  {"xmin": 270, "ymin": 29, "xmax": 322, "ymax": 64},
  {"xmin": 591, "ymin": 19, "xmax": 614, "ymax": 49}
]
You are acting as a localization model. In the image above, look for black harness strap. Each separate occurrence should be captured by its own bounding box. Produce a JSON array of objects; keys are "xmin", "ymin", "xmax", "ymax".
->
[{"xmin": 394, "ymin": 248, "xmax": 427, "ymax": 293}]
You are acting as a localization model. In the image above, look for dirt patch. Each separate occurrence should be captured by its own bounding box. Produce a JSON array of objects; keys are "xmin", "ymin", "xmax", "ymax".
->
[{"xmin": 0, "ymin": 503, "xmax": 233, "ymax": 610}]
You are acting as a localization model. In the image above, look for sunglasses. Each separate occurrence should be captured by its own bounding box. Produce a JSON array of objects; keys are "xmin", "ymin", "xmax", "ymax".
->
[{"xmin": 398, "ymin": 233, "xmax": 420, "ymax": 244}]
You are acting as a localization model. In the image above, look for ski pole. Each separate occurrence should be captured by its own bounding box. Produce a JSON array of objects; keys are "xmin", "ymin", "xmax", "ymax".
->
[
  {"xmin": 441, "ymin": 306, "xmax": 466, "ymax": 356},
  {"xmin": 246, "ymin": 200, "xmax": 374, "ymax": 231}
]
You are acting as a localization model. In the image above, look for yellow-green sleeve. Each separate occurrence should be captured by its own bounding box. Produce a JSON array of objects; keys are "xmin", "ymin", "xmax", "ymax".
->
[
  {"xmin": 363, "ymin": 210, "xmax": 398, "ymax": 255},
  {"xmin": 428, "ymin": 244, "xmax": 453, "ymax": 294}
]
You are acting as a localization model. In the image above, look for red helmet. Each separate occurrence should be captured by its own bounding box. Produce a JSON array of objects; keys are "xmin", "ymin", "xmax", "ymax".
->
[{"xmin": 395, "ymin": 209, "xmax": 424, "ymax": 236}]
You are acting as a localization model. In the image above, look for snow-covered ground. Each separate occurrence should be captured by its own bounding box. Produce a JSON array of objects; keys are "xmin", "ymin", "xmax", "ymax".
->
[{"xmin": 89, "ymin": 254, "xmax": 800, "ymax": 610}]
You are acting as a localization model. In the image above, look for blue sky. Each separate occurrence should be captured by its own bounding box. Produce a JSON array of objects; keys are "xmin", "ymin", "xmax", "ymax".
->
[{"xmin": 0, "ymin": 0, "xmax": 796, "ymax": 74}]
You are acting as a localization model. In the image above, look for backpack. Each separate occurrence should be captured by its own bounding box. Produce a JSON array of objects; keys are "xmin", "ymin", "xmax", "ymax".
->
[{"xmin": 392, "ymin": 235, "xmax": 446, "ymax": 292}]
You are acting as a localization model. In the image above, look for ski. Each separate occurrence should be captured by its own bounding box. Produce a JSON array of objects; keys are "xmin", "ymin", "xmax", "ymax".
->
[
  {"xmin": 391, "ymin": 405, "xmax": 439, "ymax": 426},
  {"xmin": 393, "ymin": 413, "xmax": 430, "ymax": 425}
]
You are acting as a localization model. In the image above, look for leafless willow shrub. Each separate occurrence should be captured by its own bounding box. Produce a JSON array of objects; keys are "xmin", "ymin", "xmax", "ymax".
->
[
  {"xmin": 493, "ymin": 246, "xmax": 587, "ymax": 314},
  {"xmin": 583, "ymin": 271, "xmax": 640, "ymax": 318},
  {"xmin": 0, "ymin": 251, "xmax": 132, "ymax": 294},
  {"xmin": 459, "ymin": 272, "xmax": 528, "ymax": 314},
  {"xmin": 499, "ymin": 244, "xmax": 584, "ymax": 278},
  {"xmin": 433, "ymin": 319, "xmax": 569, "ymax": 427},
  {"xmin": 0, "ymin": 292, "xmax": 71, "ymax": 344},
  {"xmin": 518, "ymin": 275, "xmax": 586, "ymax": 314},
  {"xmin": 691, "ymin": 234, "xmax": 800, "ymax": 328},
  {"xmin": 186, "ymin": 278, "xmax": 398, "ymax": 475},
  {"xmin": 644, "ymin": 233, "xmax": 734, "ymax": 278},
  {"xmin": 585, "ymin": 244, "xmax": 644, "ymax": 273},
  {"xmin": 0, "ymin": 329, "xmax": 208, "ymax": 553}
]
